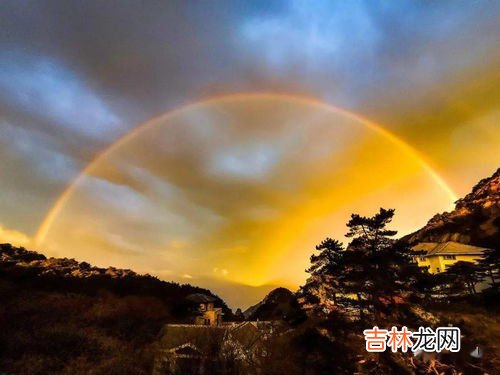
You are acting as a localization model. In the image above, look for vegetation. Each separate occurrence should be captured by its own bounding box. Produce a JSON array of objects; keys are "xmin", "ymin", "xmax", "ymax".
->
[
  {"xmin": 293, "ymin": 208, "xmax": 499, "ymax": 374},
  {"xmin": 0, "ymin": 243, "xmax": 232, "ymax": 374},
  {"xmin": 301, "ymin": 208, "xmax": 426, "ymax": 324},
  {"xmin": 477, "ymin": 246, "xmax": 500, "ymax": 290}
]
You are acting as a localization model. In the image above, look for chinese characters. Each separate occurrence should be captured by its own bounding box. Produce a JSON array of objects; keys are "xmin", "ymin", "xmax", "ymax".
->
[{"xmin": 363, "ymin": 326, "xmax": 460, "ymax": 353}]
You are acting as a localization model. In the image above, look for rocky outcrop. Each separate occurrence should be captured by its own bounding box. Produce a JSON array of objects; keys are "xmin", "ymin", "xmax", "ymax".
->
[
  {"xmin": 0, "ymin": 243, "xmax": 46, "ymax": 262},
  {"xmin": 404, "ymin": 168, "xmax": 499, "ymax": 248},
  {"xmin": 0, "ymin": 243, "xmax": 137, "ymax": 278}
]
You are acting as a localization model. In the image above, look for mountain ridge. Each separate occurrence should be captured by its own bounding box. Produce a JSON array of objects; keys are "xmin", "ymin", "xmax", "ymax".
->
[{"xmin": 0, "ymin": 242, "xmax": 233, "ymax": 317}]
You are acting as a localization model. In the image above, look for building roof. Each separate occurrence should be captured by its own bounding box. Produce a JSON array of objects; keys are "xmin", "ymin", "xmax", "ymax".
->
[
  {"xmin": 228, "ymin": 322, "xmax": 270, "ymax": 350},
  {"xmin": 160, "ymin": 321, "xmax": 283, "ymax": 355},
  {"xmin": 412, "ymin": 241, "xmax": 487, "ymax": 256},
  {"xmin": 159, "ymin": 325, "xmax": 227, "ymax": 354}
]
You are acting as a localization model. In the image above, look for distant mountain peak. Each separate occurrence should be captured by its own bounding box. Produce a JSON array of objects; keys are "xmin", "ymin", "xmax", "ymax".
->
[
  {"xmin": 262, "ymin": 287, "xmax": 294, "ymax": 302},
  {"xmin": 243, "ymin": 287, "xmax": 304, "ymax": 323}
]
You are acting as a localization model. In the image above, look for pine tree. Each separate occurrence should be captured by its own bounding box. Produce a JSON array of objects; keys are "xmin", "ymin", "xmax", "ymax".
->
[
  {"xmin": 342, "ymin": 208, "xmax": 404, "ymax": 322},
  {"xmin": 307, "ymin": 238, "xmax": 344, "ymax": 277},
  {"xmin": 443, "ymin": 261, "xmax": 482, "ymax": 296},
  {"xmin": 477, "ymin": 247, "xmax": 499, "ymax": 290},
  {"xmin": 301, "ymin": 238, "xmax": 344, "ymax": 314},
  {"xmin": 302, "ymin": 208, "xmax": 425, "ymax": 323},
  {"xmin": 345, "ymin": 208, "xmax": 397, "ymax": 256}
]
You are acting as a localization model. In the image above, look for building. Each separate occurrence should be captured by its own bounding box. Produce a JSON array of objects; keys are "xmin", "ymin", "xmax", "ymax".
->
[
  {"xmin": 413, "ymin": 241, "xmax": 487, "ymax": 273},
  {"xmin": 186, "ymin": 293, "xmax": 223, "ymax": 326},
  {"xmin": 153, "ymin": 321, "xmax": 283, "ymax": 375},
  {"xmin": 153, "ymin": 293, "xmax": 287, "ymax": 374}
]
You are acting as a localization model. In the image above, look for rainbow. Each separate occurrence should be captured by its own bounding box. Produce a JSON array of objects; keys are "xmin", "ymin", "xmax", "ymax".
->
[{"xmin": 34, "ymin": 92, "xmax": 457, "ymax": 246}]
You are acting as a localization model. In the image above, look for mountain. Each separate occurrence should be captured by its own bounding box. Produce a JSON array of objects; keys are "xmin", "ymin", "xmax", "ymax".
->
[
  {"xmin": 0, "ymin": 243, "xmax": 232, "ymax": 374},
  {"xmin": 0, "ymin": 243, "xmax": 231, "ymax": 310},
  {"xmin": 404, "ymin": 168, "xmax": 500, "ymax": 248},
  {"xmin": 0, "ymin": 243, "xmax": 138, "ymax": 278},
  {"xmin": 243, "ymin": 287, "xmax": 305, "ymax": 323}
]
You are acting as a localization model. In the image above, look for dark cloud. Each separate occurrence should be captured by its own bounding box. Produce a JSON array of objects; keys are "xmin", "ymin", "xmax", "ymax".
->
[{"xmin": 1, "ymin": 1, "xmax": 499, "ymax": 306}]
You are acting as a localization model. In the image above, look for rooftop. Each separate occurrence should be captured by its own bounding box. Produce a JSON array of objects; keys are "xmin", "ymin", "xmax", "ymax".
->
[
  {"xmin": 412, "ymin": 241, "xmax": 488, "ymax": 256},
  {"xmin": 160, "ymin": 321, "xmax": 283, "ymax": 353}
]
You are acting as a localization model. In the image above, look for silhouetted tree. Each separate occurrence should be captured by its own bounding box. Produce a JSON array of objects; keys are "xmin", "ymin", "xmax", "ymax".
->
[
  {"xmin": 302, "ymin": 208, "xmax": 425, "ymax": 323},
  {"xmin": 301, "ymin": 238, "xmax": 344, "ymax": 311},
  {"xmin": 307, "ymin": 238, "xmax": 344, "ymax": 278},
  {"xmin": 477, "ymin": 247, "xmax": 499, "ymax": 290},
  {"xmin": 443, "ymin": 261, "xmax": 482, "ymax": 297},
  {"xmin": 343, "ymin": 208, "xmax": 409, "ymax": 322}
]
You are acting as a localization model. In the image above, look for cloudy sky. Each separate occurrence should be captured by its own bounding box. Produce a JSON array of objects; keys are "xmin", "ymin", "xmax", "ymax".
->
[{"xmin": 1, "ymin": 1, "xmax": 499, "ymax": 308}]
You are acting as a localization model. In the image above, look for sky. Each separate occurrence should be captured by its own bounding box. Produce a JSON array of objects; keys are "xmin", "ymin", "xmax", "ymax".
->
[{"xmin": 0, "ymin": 1, "xmax": 499, "ymax": 309}]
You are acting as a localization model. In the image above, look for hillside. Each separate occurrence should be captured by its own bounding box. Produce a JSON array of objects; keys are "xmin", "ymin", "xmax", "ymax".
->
[
  {"xmin": 0, "ymin": 243, "xmax": 232, "ymax": 374},
  {"xmin": 243, "ymin": 287, "xmax": 305, "ymax": 323},
  {"xmin": 404, "ymin": 167, "xmax": 500, "ymax": 248}
]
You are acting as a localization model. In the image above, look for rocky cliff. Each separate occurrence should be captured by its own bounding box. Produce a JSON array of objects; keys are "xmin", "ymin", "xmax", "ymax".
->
[
  {"xmin": 0, "ymin": 243, "xmax": 138, "ymax": 278},
  {"xmin": 404, "ymin": 168, "xmax": 499, "ymax": 248}
]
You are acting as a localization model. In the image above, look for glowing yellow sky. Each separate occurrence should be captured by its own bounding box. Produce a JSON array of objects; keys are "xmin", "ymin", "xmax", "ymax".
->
[{"xmin": 36, "ymin": 94, "xmax": 456, "ymax": 306}]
